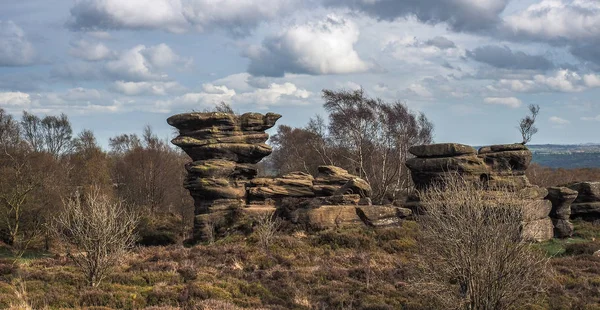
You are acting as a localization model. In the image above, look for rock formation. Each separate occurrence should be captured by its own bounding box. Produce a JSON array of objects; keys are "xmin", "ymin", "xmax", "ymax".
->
[
  {"xmin": 168, "ymin": 112, "xmax": 281, "ymax": 240},
  {"xmin": 567, "ymin": 182, "xmax": 600, "ymax": 221},
  {"xmin": 405, "ymin": 143, "xmax": 553, "ymax": 242},
  {"xmin": 546, "ymin": 187, "xmax": 578, "ymax": 238},
  {"xmin": 168, "ymin": 112, "xmax": 411, "ymax": 241}
]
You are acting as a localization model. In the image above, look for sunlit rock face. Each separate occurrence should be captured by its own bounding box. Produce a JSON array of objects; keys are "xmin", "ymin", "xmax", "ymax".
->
[
  {"xmin": 168, "ymin": 112, "xmax": 281, "ymax": 241},
  {"xmin": 405, "ymin": 143, "xmax": 553, "ymax": 242},
  {"xmin": 168, "ymin": 111, "xmax": 412, "ymax": 242}
]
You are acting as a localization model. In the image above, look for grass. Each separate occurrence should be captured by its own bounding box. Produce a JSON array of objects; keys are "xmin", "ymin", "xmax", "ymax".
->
[{"xmin": 0, "ymin": 219, "xmax": 598, "ymax": 309}]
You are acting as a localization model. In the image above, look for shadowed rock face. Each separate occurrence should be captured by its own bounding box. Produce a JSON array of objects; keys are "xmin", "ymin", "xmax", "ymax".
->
[
  {"xmin": 568, "ymin": 182, "xmax": 600, "ymax": 221},
  {"xmin": 168, "ymin": 112, "xmax": 281, "ymax": 241},
  {"xmin": 405, "ymin": 143, "xmax": 552, "ymax": 242},
  {"xmin": 546, "ymin": 187, "xmax": 578, "ymax": 238}
]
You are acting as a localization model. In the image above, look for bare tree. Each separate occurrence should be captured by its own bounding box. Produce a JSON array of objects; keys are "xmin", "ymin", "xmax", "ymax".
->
[
  {"xmin": 519, "ymin": 104, "xmax": 540, "ymax": 145},
  {"xmin": 253, "ymin": 211, "xmax": 282, "ymax": 255},
  {"xmin": 415, "ymin": 174, "xmax": 549, "ymax": 310},
  {"xmin": 322, "ymin": 88, "xmax": 434, "ymax": 202},
  {"xmin": 20, "ymin": 111, "xmax": 73, "ymax": 157},
  {"xmin": 52, "ymin": 189, "xmax": 138, "ymax": 287}
]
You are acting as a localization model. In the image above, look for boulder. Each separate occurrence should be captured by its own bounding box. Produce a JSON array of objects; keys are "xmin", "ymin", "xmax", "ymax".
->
[
  {"xmin": 181, "ymin": 143, "xmax": 273, "ymax": 163},
  {"xmin": 546, "ymin": 187, "xmax": 578, "ymax": 219},
  {"xmin": 171, "ymin": 132, "xmax": 269, "ymax": 147},
  {"xmin": 552, "ymin": 219, "xmax": 574, "ymax": 238},
  {"xmin": 334, "ymin": 178, "xmax": 372, "ymax": 198},
  {"xmin": 185, "ymin": 160, "xmax": 257, "ymax": 179},
  {"xmin": 304, "ymin": 205, "xmax": 362, "ymax": 229},
  {"xmin": 518, "ymin": 186, "xmax": 549, "ymax": 200},
  {"xmin": 167, "ymin": 112, "xmax": 237, "ymax": 130},
  {"xmin": 405, "ymin": 155, "xmax": 487, "ymax": 174},
  {"xmin": 240, "ymin": 112, "xmax": 281, "ymax": 131},
  {"xmin": 570, "ymin": 202, "xmax": 600, "ymax": 221},
  {"xmin": 568, "ymin": 182, "xmax": 600, "ymax": 203},
  {"xmin": 521, "ymin": 200, "xmax": 552, "ymax": 222},
  {"xmin": 409, "ymin": 143, "xmax": 476, "ymax": 158},
  {"xmin": 479, "ymin": 150, "xmax": 532, "ymax": 172},
  {"xmin": 184, "ymin": 177, "xmax": 246, "ymax": 199}
]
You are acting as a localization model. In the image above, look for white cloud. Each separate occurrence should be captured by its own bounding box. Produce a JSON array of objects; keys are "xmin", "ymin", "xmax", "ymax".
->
[
  {"xmin": 69, "ymin": 40, "xmax": 114, "ymax": 61},
  {"xmin": 504, "ymin": 0, "xmax": 600, "ymax": 42},
  {"xmin": 584, "ymin": 74, "xmax": 600, "ymax": 88},
  {"xmin": 0, "ymin": 91, "xmax": 31, "ymax": 107},
  {"xmin": 406, "ymin": 83, "xmax": 434, "ymax": 98},
  {"xmin": 0, "ymin": 21, "xmax": 35, "ymax": 66},
  {"xmin": 69, "ymin": 0, "xmax": 188, "ymax": 33},
  {"xmin": 247, "ymin": 14, "xmax": 371, "ymax": 76},
  {"xmin": 68, "ymin": 0, "xmax": 299, "ymax": 35},
  {"xmin": 549, "ymin": 116, "xmax": 570, "ymax": 125},
  {"xmin": 484, "ymin": 97, "xmax": 522, "ymax": 108},
  {"xmin": 493, "ymin": 70, "xmax": 600, "ymax": 93},
  {"xmin": 113, "ymin": 81, "xmax": 185, "ymax": 96},
  {"xmin": 105, "ymin": 44, "xmax": 185, "ymax": 81},
  {"xmin": 160, "ymin": 80, "xmax": 311, "ymax": 110},
  {"xmin": 581, "ymin": 115, "xmax": 600, "ymax": 121}
]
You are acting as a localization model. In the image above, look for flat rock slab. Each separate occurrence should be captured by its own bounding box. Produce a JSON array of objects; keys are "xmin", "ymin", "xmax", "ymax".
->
[
  {"xmin": 568, "ymin": 182, "xmax": 600, "ymax": 203},
  {"xmin": 409, "ymin": 143, "xmax": 476, "ymax": 158},
  {"xmin": 570, "ymin": 202, "xmax": 600, "ymax": 220}
]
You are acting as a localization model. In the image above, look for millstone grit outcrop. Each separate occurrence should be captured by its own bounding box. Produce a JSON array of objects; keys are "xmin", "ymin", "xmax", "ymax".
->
[
  {"xmin": 405, "ymin": 143, "xmax": 553, "ymax": 242},
  {"xmin": 546, "ymin": 187, "xmax": 578, "ymax": 238},
  {"xmin": 169, "ymin": 112, "xmax": 411, "ymax": 241},
  {"xmin": 567, "ymin": 182, "xmax": 600, "ymax": 221},
  {"xmin": 168, "ymin": 112, "xmax": 281, "ymax": 240}
]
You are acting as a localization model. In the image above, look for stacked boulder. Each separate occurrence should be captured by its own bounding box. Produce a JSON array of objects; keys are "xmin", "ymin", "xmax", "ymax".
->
[
  {"xmin": 405, "ymin": 143, "xmax": 553, "ymax": 242},
  {"xmin": 546, "ymin": 187, "xmax": 579, "ymax": 237},
  {"xmin": 247, "ymin": 166, "xmax": 410, "ymax": 230},
  {"xmin": 567, "ymin": 182, "xmax": 600, "ymax": 221},
  {"xmin": 167, "ymin": 112, "xmax": 281, "ymax": 240}
]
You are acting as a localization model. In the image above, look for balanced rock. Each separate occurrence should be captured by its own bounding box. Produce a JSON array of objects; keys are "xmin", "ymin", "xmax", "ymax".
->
[
  {"xmin": 168, "ymin": 111, "xmax": 281, "ymax": 241},
  {"xmin": 546, "ymin": 187, "xmax": 578, "ymax": 237}
]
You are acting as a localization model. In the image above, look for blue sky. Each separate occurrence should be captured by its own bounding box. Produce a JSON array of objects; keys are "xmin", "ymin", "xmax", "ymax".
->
[{"xmin": 2, "ymin": 0, "xmax": 600, "ymax": 147}]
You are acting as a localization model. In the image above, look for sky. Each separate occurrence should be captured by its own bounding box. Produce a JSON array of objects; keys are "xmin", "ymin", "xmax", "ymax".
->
[{"xmin": 2, "ymin": 0, "xmax": 600, "ymax": 147}]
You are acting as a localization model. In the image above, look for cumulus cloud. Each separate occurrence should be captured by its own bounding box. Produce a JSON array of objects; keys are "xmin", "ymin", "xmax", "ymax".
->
[
  {"xmin": 324, "ymin": 0, "xmax": 510, "ymax": 32},
  {"xmin": 105, "ymin": 43, "xmax": 186, "ymax": 81},
  {"xmin": 68, "ymin": 0, "xmax": 299, "ymax": 35},
  {"xmin": 112, "ymin": 81, "xmax": 185, "ymax": 96},
  {"xmin": 381, "ymin": 35, "xmax": 463, "ymax": 66},
  {"xmin": 69, "ymin": 40, "xmax": 114, "ymax": 61},
  {"xmin": 0, "ymin": 91, "xmax": 31, "ymax": 107},
  {"xmin": 549, "ymin": 116, "xmax": 570, "ymax": 125},
  {"xmin": 247, "ymin": 14, "xmax": 370, "ymax": 77},
  {"xmin": 484, "ymin": 97, "xmax": 522, "ymax": 108},
  {"xmin": 159, "ymin": 80, "xmax": 311, "ymax": 110},
  {"xmin": 570, "ymin": 42, "xmax": 600, "ymax": 68},
  {"xmin": 467, "ymin": 45, "xmax": 554, "ymax": 70},
  {"xmin": 503, "ymin": 0, "xmax": 600, "ymax": 43},
  {"xmin": 0, "ymin": 21, "xmax": 36, "ymax": 66},
  {"xmin": 493, "ymin": 70, "xmax": 600, "ymax": 93}
]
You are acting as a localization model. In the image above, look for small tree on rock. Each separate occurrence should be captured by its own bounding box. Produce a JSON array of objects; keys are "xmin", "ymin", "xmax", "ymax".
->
[
  {"xmin": 519, "ymin": 104, "xmax": 540, "ymax": 145},
  {"xmin": 52, "ymin": 189, "xmax": 138, "ymax": 287}
]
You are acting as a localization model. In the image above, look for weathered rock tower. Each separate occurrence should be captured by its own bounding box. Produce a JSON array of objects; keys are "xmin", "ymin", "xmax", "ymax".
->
[
  {"xmin": 405, "ymin": 143, "xmax": 554, "ymax": 242},
  {"xmin": 167, "ymin": 112, "xmax": 281, "ymax": 240}
]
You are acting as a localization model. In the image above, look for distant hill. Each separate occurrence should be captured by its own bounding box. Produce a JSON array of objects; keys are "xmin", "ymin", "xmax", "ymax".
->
[{"xmin": 527, "ymin": 144, "xmax": 600, "ymax": 169}]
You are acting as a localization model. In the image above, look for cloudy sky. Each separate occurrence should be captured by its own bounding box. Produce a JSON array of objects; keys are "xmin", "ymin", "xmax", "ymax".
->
[{"xmin": 2, "ymin": 0, "xmax": 600, "ymax": 146}]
